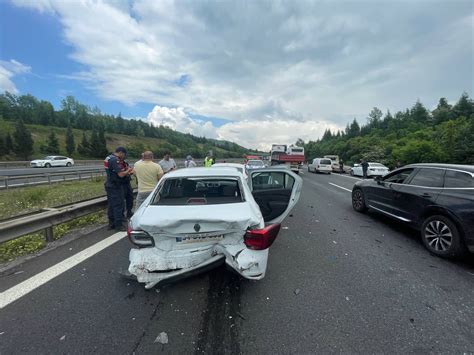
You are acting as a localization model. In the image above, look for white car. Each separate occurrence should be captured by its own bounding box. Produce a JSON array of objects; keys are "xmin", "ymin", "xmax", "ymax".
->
[
  {"xmin": 245, "ymin": 159, "xmax": 266, "ymax": 171},
  {"xmin": 308, "ymin": 158, "xmax": 332, "ymax": 174},
  {"xmin": 127, "ymin": 167, "xmax": 302, "ymax": 289},
  {"xmin": 30, "ymin": 155, "xmax": 75, "ymax": 168},
  {"xmin": 350, "ymin": 162, "xmax": 389, "ymax": 177},
  {"xmin": 212, "ymin": 163, "xmax": 248, "ymax": 180}
]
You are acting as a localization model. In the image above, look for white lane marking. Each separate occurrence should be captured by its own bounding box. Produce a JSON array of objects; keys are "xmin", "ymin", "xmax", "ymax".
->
[
  {"xmin": 328, "ymin": 182, "xmax": 352, "ymax": 192},
  {"xmin": 0, "ymin": 232, "xmax": 126, "ymax": 309},
  {"xmin": 333, "ymin": 174, "xmax": 362, "ymax": 181}
]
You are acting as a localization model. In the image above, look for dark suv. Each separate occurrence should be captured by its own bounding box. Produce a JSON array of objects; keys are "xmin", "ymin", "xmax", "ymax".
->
[{"xmin": 351, "ymin": 164, "xmax": 474, "ymax": 258}]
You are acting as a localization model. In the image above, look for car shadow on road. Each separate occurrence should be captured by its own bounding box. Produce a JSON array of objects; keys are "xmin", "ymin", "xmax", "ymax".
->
[{"xmin": 365, "ymin": 210, "xmax": 474, "ymax": 270}]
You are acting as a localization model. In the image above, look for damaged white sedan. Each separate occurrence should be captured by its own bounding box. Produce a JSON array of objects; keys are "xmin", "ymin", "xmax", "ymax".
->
[{"xmin": 127, "ymin": 167, "xmax": 302, "ymax": 289}]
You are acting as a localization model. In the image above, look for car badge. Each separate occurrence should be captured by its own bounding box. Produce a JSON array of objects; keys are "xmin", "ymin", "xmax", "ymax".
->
[{"xmin": 194, "ymin": 224, "xmax": 201, "ymax": 232}]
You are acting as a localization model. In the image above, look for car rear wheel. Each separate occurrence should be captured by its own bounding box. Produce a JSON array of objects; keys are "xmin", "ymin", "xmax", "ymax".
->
[
  {"xmin": 45, "ymin": 163, "xmax": 51, "ymax": 168},
  {"xmin": 421, "ymin": 215, "xmax": 465, "ymax": 258},
  {"xmin": 66, "ymin": 162, "xmax": 72, "ymax": 167},
  {"xmin": 352, "ymin": 188, "xmax": 367, "ymax": 212}
]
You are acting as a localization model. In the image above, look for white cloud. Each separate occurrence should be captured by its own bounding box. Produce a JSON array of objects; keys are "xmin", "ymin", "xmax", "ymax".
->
[
  {"xmin": 0, "ymin": 59, "xmax": 31, "ymax": 93},
  {"xmin": 147, "ymin": 106, "xmax": 217, "ymax": 139},
  {"xmin": 9, "ymin": 0, "xmax": 474, "ymax": 148}
]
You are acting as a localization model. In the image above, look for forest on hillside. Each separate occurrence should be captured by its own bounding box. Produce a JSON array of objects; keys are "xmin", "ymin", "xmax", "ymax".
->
[
  {"xmin": 0, "ymin": 92, "xmax": 251, "ymax": 160},
  {"xmin": 303, "ymin": 93, "xmax": 474, "ymax": 168}
]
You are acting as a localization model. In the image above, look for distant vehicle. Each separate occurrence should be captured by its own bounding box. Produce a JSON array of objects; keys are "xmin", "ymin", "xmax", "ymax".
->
[
  {"xmin": 324, "ymin": 155, "xmax": 340, "ymax": 172},
  {"xmin": 270, "ymin": 144, "xmax": 305, "ymax": 174},
  {"xmin": 245, "ymin": 159, "xmax": 266, "ymax": 171},
  {"xmin": 212, "ymin": 163, "xmax": 248, "ymax": 180},
  {"xmin": 308, "ymin": 158, "xmax": 332, "ymax": 174},
  {"xmin": 351, "ymin": 164, "xmax": 474, "ymax": 258},
  {"xmin": 350, "ymin": 162, "xmax": 389, "ymax": 177},
  {"xmin": 127, "ymin": 167, "xmax": 302, "ymax": 289},
  {"xmin": 30, "ymin": 156, "xmax": 75, "ymax": 168}
]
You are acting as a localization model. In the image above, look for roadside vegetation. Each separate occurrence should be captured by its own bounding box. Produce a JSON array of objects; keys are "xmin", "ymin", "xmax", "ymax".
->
[{"xmin": 303, "ymin": 92, "xmax": 474, "ymax": 168}]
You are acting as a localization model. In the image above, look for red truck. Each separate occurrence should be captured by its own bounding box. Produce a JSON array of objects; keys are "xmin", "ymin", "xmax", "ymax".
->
[{"xmin": 270, "ymin": 144, "xmax": 305, "ymax": 174}]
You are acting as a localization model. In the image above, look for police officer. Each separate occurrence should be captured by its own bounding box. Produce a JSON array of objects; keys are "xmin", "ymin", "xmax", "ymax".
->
[
  {"xmin": 204, "ymin": 153, "xmax": 214, "ymax": 167},
  {"xmin": 118, "ymin": 155, "xmax": 134, "ymax": 219},
  {"xmin": 104, "ymin": 147, "xmax": 132, "ymax": 231}
]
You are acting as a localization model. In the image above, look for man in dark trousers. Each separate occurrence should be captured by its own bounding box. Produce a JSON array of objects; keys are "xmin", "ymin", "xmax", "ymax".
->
[
  {"xmin": 118, "ymin": 155, "xmax": 134, "ymax": 219},
  {"xmin": 104, "ymin": 147, "xmax": 133, "ymax": 231},
  {"xmin": 339, "ymin": 159, "xmax": 344, "ymax": 174},
  {"xmin": 361, "ymin": 159, "xmax": 369, "ymax": 179}
]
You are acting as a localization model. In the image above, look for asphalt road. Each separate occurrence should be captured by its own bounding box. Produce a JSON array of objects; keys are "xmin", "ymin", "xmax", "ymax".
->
[{"xmin": 1, "ymin": 171, "xmax": 473, "ymax": 353}]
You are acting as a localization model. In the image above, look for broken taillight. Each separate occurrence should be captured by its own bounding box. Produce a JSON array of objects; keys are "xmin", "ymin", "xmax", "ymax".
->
[
  {"xmin": 244, "ymin": 224, "xmax": 281, "ymax": 250},
  {"xmin": 127, "ymin": 223, "xmax": 155, "ymax": 247}
]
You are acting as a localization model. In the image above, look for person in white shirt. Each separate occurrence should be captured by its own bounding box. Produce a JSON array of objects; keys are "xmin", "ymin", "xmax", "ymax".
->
[
  {"xmin": 134, "ymin": 151, "xmax": 164, "ymax": 207},
  {"xmin": 159, "ymin": 151, "xmax": 177, "ymax": 174},
  {"xmin": 185, "ymin": 155, "xmax": 197, "ymax": 168}
]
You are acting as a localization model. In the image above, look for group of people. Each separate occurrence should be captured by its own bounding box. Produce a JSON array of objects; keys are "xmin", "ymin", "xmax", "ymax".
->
[{"xmin": 104, "ymin": 148, "xmax": 216, "ymax": 231}]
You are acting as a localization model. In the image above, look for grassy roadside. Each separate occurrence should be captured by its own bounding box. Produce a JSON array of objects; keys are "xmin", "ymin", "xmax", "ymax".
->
[{"xmin": 0, "ymin": 177, "xmax": 136, "ymax": 263}]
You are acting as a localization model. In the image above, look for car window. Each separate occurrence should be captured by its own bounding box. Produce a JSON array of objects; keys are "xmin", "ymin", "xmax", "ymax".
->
[
  {"xmin": 444, "ymin": 170, "xmax": 474, "ymax": 188},
  {"xmin": 151, "ymin": 177, "xmax": 243, "ymax": 205},
  {"xmin": 248, "ymin": 160, "xmax": 264, "ymax": 166},
  {"xmin": 383, "ymin": 168, "xmax": 415, "ymax": 184},
  {"xmin": 320, "ymin": 159, "xmax": 332, "ymax": 165},
  {"xmin": 252, "ymin": 171, "xmax": 295, "ymax": 190},
  {"xmin": 408, "ymin": 168, "xmax": 445, "ymax": 188}
]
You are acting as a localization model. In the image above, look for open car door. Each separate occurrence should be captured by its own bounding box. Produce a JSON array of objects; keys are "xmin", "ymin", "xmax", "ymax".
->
[{"xmin": 248, "ymin": 168, "xmax": 303, "ymax": 224}]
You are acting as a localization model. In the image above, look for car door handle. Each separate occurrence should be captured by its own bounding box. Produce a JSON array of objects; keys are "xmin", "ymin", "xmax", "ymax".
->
[{"xmin": 420, "ymin": 193, "xmax": 432, "ymax": 198}]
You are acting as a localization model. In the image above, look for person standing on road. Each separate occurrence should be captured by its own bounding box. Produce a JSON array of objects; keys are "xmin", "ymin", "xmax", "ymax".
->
[
  {"xmin": 104, "ymin": 147, "xmax": 133, "ymax": 231},
  {"xmin": 134, "ymin": 151, "xmax": 164, "ymax": 208},
  {"xmin": 339, "ymin": 159, "xmax": 344, "ymax": 174},
  {"xmin": 185, "ymin": 155, "xmax": 197, "ymax": 168},
  {"xmin": 361, "ymin": 159, "xmax": 369, "ymax": 179},
  {"xmin": 118, "ymin": 156, "xmax": 134, "ymax": 219},
  {"xmin": 204, "ymin": 153, "xmax": 214, "ymax": 167},
  {"xmin": 159, "ymin": 151, "xmax": 177, "ymax": 174}
]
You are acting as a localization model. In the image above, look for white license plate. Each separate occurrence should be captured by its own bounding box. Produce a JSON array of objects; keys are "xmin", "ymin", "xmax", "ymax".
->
[{"xmin": 176, "ymin": 234, "xmax": 224, "ymax": 244}]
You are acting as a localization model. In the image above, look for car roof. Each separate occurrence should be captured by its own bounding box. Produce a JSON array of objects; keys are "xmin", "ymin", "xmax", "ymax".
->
[
  {"xmin": 164, "ymin": 167, "xmax": 242, "ymax": 178},
  {"xmin": 405, "ymin": 163, "xmax": 474, "ymax": 173},
  {"xmin": 212, "ymin": 163, "xmax": 245, "ymax": 168}
]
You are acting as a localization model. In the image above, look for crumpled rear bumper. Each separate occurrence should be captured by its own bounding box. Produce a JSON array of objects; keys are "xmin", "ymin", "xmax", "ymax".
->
[{"xmin": 128, "ymin": 244, "xmax": 268, "ymax": 289}]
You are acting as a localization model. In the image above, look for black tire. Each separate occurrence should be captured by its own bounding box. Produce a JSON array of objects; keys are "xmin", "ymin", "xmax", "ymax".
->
[
  {"xmin": 352, "ymin": 188, "xmax": 367, "ymax": 212},
  {"xmin": 421, "ymin": 215, "xmax": 466, "ymax": 258},
  {"xmin": 66, "ymin": 162, "xmax": 72, "ymax": 167},
  {"xmin": 45, "ymin": 163, "xmax": 51, "ymax": 168}
]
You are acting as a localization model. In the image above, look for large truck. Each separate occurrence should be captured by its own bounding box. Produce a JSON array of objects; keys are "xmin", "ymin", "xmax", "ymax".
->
[{"xmin": 270, "ymin": 144, "xmax": 305, "ymax": 173}]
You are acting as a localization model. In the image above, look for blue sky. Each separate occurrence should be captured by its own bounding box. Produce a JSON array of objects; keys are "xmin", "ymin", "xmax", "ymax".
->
[{"xmin": 1, "ymin": 0, "xmax": 472, "ymax": 150}]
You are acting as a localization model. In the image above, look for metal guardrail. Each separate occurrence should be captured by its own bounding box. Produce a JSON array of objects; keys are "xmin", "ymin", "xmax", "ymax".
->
[
  {"xmin": 0, "ymin": 169, "xmax": 106, "ymax": 189},
  {"xmin": 0, "ymin": 195, "xmax": 109, "ymax": 244},
  {"xmin": 0, "ymin": 160, "xmax": 105, "ymax": 169}
]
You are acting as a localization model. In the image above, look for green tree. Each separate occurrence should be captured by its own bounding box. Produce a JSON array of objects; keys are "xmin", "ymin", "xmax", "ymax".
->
[
  {"xmin": 432, "ymin": 97, "xmax": 453, "ymax": 124},
  {"xmin": 5, "ymin": 133, "xmax": 13, "ymax": 154},
  {"xmin": 46, "ymin": 131, "xmax": 60, "ymax": 154},
  {"xmin": 410, "ymin": 100, "xmax": 431, "ymax": 124},
  {"xmin": 0, "ymin": 135, "xmax": 6, "ymax": 156},
  {"xmin": 367, "ymin": 107, "xmax": 383, "ymax": 128},
  {"xmin": 295, "ymin": 138, "xmax": 305, "ymax": 147},
  {"xmin": 453, "ymin": 92, "xmax": 473, "ymax": 118},
  {"xmin": 12, "ymin": 120, "xmax": 34, "ymax": 160},
  {"xmin": 66, "ymin": 126, "xmax": 75, "ymax": 156},
  {"xmin": 77, "ymin": 132, "xmax": 91, "ymax": 156}
]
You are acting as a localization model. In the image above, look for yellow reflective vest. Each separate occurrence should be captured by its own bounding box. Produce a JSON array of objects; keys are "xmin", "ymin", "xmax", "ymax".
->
[{"xmin": 204, "ymin": 157, "xmax": 213, "ymax": 167}]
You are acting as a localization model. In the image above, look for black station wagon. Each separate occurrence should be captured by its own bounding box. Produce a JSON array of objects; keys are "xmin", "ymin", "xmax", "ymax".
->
[{"xmin": 352, "ymin": 164, "xmax": 474, "ymax": 258}]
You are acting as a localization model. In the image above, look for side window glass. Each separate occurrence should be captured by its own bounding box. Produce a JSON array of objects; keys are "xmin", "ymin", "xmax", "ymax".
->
[
  {"xmin": 444, "ymin": 170, "xmax": 474, "ymax": 188},
  {"xmin": 408, "ymin": 168, "xmax": 444, "ymax": 188},
  {"xmin": 383, "ymin": 168, "xmax": 414, "ymax": 184},
  {"xmin": 252, "ymin": 171, "xmax": 294, "ymax": 190}
]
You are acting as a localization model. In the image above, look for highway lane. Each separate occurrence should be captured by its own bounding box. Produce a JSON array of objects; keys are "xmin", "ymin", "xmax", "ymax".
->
[{"xmin": 0, "ymin": 172, "xmax": 473, "ymax": 353}]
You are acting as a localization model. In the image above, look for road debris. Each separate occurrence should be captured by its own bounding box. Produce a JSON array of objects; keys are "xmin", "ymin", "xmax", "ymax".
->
[
  {"xmin": 345, "ymin": 297, "xmax": 350, "ymax": 301},
  {"xmin": 332, "ymin": 241, "xmax": 337, "ymax": 244},
  {"xmin": 0, "ymin": 332, "xmax": 5, "ymax": 335},
  {"xmin": 154, "ymin": 332, "xmax": 169, "ymax": 345},
  {"xmin": 13, "ymin": 270, "xmax": 24, "ymax": 275},
  {"xmin": 294, "ymin": 288, "xmax": 300, "ymax": 295},
  {"xmin": 60, "ymin": 335, "xmax": 66, "ymax": 341},
  {"xmin": 237, "ymin": 312, "xmax": 246, "ymax": 320},
  {"xmin": 282, "ymin": 226, "xmax": 289, "ymax": 230}
]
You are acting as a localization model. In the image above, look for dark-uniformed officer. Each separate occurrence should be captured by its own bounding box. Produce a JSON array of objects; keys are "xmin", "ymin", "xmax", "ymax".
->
[
  {"xmin": 118, "ymin": 157, "xmax": 134, "ymax": 219},
  {"xmin": 104, "ymin": 147, "xmax": 132, "ymax": 231}
]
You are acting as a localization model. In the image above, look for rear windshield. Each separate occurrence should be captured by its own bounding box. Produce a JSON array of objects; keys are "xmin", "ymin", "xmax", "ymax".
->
[
  {"xmin": 320, "ymin": 159, "xmax": 332, "ymax": 165},
  {"xmin": 151, "ymin": 177, "xmax": 243, "ymax": 205}
]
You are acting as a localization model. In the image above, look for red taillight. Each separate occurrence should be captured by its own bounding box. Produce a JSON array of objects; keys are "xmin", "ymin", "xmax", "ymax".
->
[
  {"xmin": 127, "ymin": 222, "xmax": 154, "ymax": 247},
  {"xmin": 244, "ymin": 224, "xmax": 281, "ymax": 250}
]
